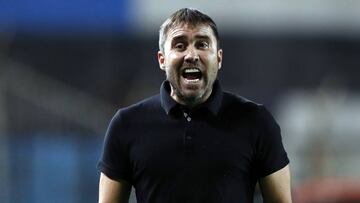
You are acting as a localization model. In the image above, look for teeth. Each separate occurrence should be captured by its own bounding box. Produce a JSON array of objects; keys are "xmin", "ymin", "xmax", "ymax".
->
[
  {"xmin": 184, "ymin": 68, "xmax": 200, "ymax": 73},
  {"xmin": 185, "ymin": 78, "xmax": 200, "ymax": 82}
]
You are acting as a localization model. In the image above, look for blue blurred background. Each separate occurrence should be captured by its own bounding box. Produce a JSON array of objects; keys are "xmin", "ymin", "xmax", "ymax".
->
[{"xmin": 1, "ymin": 1, "xmax": 360, "ymax": 203}]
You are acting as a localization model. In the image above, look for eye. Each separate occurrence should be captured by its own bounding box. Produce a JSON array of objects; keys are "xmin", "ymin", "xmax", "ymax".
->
[
  {"xmin": 174, "ymin": 42, "xmax": 185, "ymax": 50},
  {"xmin": 197, "ymin": 41, "xmax": 209, "ymax": 49}
]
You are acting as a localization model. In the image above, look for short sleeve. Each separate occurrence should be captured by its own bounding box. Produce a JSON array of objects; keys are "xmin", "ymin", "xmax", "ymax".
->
[
  {"xmin": 255, "ymin": 106, "xmax": 289, "ymax": 178},
  {"xmin": 97, "ymin": 110, "xmax": 133, "ymax": 183}
]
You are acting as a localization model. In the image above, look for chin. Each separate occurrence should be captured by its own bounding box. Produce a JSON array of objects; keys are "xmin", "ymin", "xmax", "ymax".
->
[{"xmin": 180, "ymin": 92, "xmax": 205, "ymax": 105}]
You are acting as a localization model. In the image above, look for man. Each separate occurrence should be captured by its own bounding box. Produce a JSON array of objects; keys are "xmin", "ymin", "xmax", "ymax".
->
[{"xmin": 98, "ymin": 8, "xmax": 291, "ymax": 203}]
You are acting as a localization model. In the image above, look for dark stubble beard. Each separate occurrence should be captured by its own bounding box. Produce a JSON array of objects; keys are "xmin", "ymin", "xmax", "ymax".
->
[{"xmin": 167, "ymin": 73, "xmax": 215, "ymax": 107}]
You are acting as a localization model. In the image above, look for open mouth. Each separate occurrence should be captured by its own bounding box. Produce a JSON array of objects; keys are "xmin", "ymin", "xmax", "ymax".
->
[{"xmin": 181, "ymin": 68, "xmax": 203, "ymax": 82}]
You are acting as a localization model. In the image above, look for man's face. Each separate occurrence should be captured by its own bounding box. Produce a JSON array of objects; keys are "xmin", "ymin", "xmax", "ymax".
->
[{"xmin": 158, "ymin": 23, "xmax": 223, "ymax": 106}]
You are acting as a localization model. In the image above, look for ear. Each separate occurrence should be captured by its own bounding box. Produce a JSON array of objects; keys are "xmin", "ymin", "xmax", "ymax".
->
[
  {"xmin": 157, "ymin": 51, "xmax": 166, "ymax": 71},
  {"xmin": 217, "ymin": 49, "xmax": 223, "ymax": 70}
]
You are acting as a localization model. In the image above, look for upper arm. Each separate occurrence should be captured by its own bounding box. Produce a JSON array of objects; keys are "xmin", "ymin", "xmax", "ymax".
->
[
  {"xmin": 98, "ymin": 110, "xmax": 133, "ymax": 203},
  {"xmin": 98, "ymin": 172, "xmax": 131, "ymax": 203},
  {"xmin": 259, "ymin": 164, "xmax": 292, "ymax": 203}
]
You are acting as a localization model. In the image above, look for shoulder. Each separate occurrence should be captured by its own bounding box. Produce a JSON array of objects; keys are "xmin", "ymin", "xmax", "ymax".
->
[
  {"xmin": 221, "ymin": 91, "xmax": 262, "ymax": 114},
  {"xmin": 104, "ymin": 94, "xmax": 161, "ymax": 140},
  {"xmin": 220, "ymin": 91, "xmax": 276, "ymax": 124},
  {"xmin": 110, "ymin": 94, "xmax": 161, "ymax": 124}
]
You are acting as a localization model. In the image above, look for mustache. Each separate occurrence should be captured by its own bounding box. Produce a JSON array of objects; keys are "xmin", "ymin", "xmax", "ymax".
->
[{"xmin": 181, "ymin": 62, "xmax": 201, "ymax": 69}]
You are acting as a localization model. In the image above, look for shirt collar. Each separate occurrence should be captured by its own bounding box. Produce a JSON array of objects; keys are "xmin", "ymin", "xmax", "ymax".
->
[
  {"xmin": 160, "ymin": 81, "xmax": 178, "ymax": 115},
  {"xmin": 160, "ymin": 80, "xmax": 223, "ymax": 116}
]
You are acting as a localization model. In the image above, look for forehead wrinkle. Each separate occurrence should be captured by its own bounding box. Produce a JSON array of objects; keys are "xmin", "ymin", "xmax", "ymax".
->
[
  {"xmin": 165, "ymin": 25, "xmax": 216, "ymax": 51},
  {"xmin": 169, "ymin": 24, "xmax": 212, "ymax": 36}
]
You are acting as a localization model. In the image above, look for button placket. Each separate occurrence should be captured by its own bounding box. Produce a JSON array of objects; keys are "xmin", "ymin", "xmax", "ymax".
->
[
  {"xmin": 183, "ymin": 111, "xmax": 194, "ymax": 153},
  {"xmin": 183, "ymin": 112, "xmax": 191, "ymax": 121}
]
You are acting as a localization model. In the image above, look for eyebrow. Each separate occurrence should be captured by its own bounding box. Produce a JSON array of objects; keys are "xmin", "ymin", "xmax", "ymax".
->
[
  {"xmin": 171, "ymin": 34, "xmax": 211, "ymax": 43},
  {"xmin": 171, "ymin": 35, "xmax": 187, "ymax": 43},
  {"xmin": 194, "ymin": 34, "xmax": 211, "ymax": 41}
]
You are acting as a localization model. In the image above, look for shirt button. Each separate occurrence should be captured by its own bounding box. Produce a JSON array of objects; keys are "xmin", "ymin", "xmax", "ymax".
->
[{"xmin": 186, "ymin": 117, "xmax": 191, "ymax": 122}]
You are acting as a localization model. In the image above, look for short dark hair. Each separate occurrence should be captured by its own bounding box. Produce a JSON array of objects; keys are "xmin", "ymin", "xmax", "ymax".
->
[{"xmin": 159, "ymin": 8, "xmax": 220, "ymax": 53}]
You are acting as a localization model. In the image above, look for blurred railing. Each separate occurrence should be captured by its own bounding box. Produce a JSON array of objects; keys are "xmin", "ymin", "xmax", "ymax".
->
[{"xmin": 0, "ymin": 61, "xmax": 116, "ymax": 203}]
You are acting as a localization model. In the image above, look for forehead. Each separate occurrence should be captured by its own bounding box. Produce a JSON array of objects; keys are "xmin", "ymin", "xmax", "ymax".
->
[{"xmin": 166, "ymin": 23, "xmax": 216, "ymax": 41}]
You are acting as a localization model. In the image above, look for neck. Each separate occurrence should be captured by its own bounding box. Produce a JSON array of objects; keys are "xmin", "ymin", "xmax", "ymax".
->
[{"xmin": 169, "ymin": 85, "xmax": 213, "ymax": 108}]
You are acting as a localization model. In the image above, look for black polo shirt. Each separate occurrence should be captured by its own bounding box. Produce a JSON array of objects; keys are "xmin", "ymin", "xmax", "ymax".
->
[{"xmin": 98, "ymin": 80, "xmax": 289, "ymax": 203}]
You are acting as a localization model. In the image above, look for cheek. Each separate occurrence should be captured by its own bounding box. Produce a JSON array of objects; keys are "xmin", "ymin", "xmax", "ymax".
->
[
  {"xmin": 167, "ymin": 52, "xmax": 182, "ymax": 63},
  {"xmin": 202, "ymin": 54, "xmax": 218, "ymax": 68},
  {"xmin": 165, "ymin": 55, "xmax": 183, "ymax": 73},
  {"xmin": 164, "ymin": 55, "xmax": 179, "ymax": 71}
]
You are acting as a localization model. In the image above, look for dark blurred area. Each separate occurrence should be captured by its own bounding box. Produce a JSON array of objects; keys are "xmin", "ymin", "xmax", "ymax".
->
[
  {"xmin": 5, "ymin": 34, "xmax": 360, "ymax": 124},
  {"xmin": 1, "ymin": 1, "xmax": 360, "ymax": 203}
]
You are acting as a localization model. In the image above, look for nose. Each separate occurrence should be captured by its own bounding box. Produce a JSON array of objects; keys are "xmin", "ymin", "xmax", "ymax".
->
[{"xmin": 184, "ymin": 47, "xmax": 199, "ymax": 63}]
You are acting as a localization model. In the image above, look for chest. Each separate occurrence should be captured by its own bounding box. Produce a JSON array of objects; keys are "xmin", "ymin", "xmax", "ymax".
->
[{"xmin": 128, "ymin": 114, "xmax": 257, "ymax": 182}]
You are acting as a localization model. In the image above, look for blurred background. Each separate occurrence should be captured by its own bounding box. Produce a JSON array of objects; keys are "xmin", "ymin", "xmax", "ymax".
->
[{"xmin": 1, "ymin": 0, "xmax": 360, "ymax": 202}]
